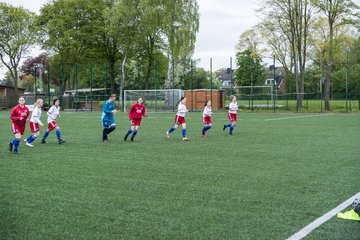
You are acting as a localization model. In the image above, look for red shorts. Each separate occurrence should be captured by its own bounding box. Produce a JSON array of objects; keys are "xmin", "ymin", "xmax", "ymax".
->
[
  {"xmin": 131, "ymin": 118, "xmax": 142, "ymax": 127},
  {"xmin": 175, "ymin": 115, "xmax": 186, "ymax": 125},
  {"xmin": 12, "ymin": 123, "xmax": 26, "ymax": 135},
  {"xmin": 48, "ymin": 121, "xmax": 58, "ymax": 131},
  {"xmin": 228, "ymin": 113, "xmax": 237, "ymax": 122},
  {"xmin": 203, "ymin": 116, "xmax": 212, "ymax": 125},
  {"xmin": 29, "ymin": 121, "xmax": 40, "ymax": 133}
]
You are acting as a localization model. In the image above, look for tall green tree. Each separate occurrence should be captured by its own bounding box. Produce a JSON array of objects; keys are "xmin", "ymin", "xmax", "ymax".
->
[
  {"xmin": 236, "ymin": 28, "xmax": 264, "ymax": 55},
  {"xmin": 97, "ymin": 0, "xmax": 138, "ymax": 93},
  {"xmin": 132, "ymin": 0, "xmax": 169, "ymax": 90},
  {"xmin": 37, "ymin": 0, "xmax": 112, "ymax": 92},
  {"xmin": 235, "ymin": 49, "xmax": 264, "ymax": 87},
  {"xmin": 311, "ymin": 0, "xmax": 359, "ymax": 111},
  {"xmin": 163, "ymin": 0, "xmax": 199, "ymax": 89},
  {"xmin": 259, "ymin": 0, "xmax": 313, "ymax": 109},
  {"xmin": 0, "ymin": 3, "xmax": 37, "ymax": 97}
]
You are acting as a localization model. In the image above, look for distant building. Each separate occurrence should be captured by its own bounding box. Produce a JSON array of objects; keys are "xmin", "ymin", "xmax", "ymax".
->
[
  {"xmin": 219, "ymin": 68, "xmax": 236, "ymax": 89},
  {"xmin": 264, "ymin": 65, "xmax": 286, "ymax": 93},
  {"xmin": 0, "ymin": 81, "xmax": 25, "ymax": 108}
]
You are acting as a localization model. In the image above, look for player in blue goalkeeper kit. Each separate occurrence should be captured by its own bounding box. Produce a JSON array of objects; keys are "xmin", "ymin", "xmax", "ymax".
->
[{"xmin": 102, "ymin": 94, "xmax": 117, "ymax": 142}]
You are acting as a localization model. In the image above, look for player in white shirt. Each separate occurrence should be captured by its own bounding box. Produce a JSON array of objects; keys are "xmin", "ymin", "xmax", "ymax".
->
[
  {"xmin": 166, "ymin": 97, "xmax": 189, "ymax": 141},
  {"xmin": 223, "ymin": 95, "xmax": 238, "ymax": 135},
  {"xmin": 201, "ymin": 100, "xmax": 212, "ymax": 138},
  {"xmin": 24, "ymin": 99, "xmax": 44, "ymax": 147},
  {"xmin": 41, "ymin": 99, "xmax": 66, "ymax": 144}
]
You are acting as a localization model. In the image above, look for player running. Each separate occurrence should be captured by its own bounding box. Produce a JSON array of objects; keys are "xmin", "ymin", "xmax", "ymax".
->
[
  {"xmin": 201, "ymin": 100, "xmax": 212, "ymax": 138},
  {"xmin": 9, "ymin": 97, "xmax": 30, "ymax": 154},
  {"xmin": 24, "ymin": 99, "xmax": 44, "ymax": 147},
  {"xmin": 41, "ymin": 99, "xmax": 66, "ymax": 144},
  {"xmin": 124, "ymin": 98, "xmax": 148, "ymax": 142},
  {"xmin": 101, "ymin": 94, "xmax": 117, "ymax": 142},
  {"xmin": 166, "ymin": 97, "xmax": 189, "ymax": 141},
  {"xmin": 223, "ymin": 95, "xmax": 238, "ymax": 135}
]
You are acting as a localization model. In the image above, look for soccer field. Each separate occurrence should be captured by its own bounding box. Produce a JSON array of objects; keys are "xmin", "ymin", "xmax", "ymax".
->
[{"xmin": 0, "ymin": 111, "xmax": 359, "ymax": 239}]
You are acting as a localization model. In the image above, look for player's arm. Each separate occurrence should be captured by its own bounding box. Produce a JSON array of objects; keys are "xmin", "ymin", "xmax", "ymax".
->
[
  {"xmin": 142, "ymin": 107, "xmax": 148, "ymax": 117},
  {"xmin": 10, "ymin": 108, "xmax": 21, "ymax": 121},
  {"xmin": 26, "ymin": 111, "xmax": 30, "ymax": 121},
  {"xmin": 47, "ymin": 107, "xmax": 53, "ymax": 117},
  {"xmin": 103, "ymin": 101, "xmax": 113, "ymax": 114},
  {"xmin": 128, "ymin": 105, "xmax": 134, "ymax": 119},
  {"xmin": 33, "ymin": 110, "xmax": 44, "ymax": 126}
]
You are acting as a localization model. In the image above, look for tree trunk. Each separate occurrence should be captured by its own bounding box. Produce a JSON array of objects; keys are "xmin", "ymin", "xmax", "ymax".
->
[
  {"xmin": 166, "ymin": 51, "xmax": 173, "ymax": 89},
  {"xmin": 109, "ymin": 61, "xmax": 115, "ymax": 94},
  {"xmin": 325, "ymin": 24, "xmax": 333, "ymax": 111},
  {"xmin": 294, "ymin": 53, "xmax": 301, "ymax": 109},
  {"xmin": 13, "ymin": 68, "xmax": 19, "ymax": 99},
  {"xmin": 145, "ymin": 58, "xmax": 152, "ymax": 90}
]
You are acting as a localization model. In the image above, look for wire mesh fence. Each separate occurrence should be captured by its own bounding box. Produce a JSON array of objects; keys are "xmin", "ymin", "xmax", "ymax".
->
[{"xmin": 2, "ymin": 63, "xmax": 359, "ymax": 113}]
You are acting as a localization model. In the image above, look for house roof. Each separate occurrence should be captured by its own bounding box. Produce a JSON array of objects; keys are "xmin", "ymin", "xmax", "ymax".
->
[
  {"xmin": 0, "ymin": 84, "xmax": 25, "ymax": 90},
  {"xmin": 218, "ymin": 68, "xmax": 235, "ymax": 82},
  {"xmin": 64, "ymin": 88, "xmax": 106, "ymax": 93}
]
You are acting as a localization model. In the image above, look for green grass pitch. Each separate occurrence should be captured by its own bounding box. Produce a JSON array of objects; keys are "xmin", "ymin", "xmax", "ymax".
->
[{"xmin": 0, "ymin": 111, "xmax": 359, "ymax": 239}]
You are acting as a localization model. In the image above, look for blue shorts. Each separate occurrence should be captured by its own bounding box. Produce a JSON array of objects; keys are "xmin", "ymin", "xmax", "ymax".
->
[{"xmin": 102, "ymin": 118, "xmax": 116, "ymax": 128}]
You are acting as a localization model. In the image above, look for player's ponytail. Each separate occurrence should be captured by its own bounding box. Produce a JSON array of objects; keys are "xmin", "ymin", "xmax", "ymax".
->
[
  {"xmin": 204, "ymin": 100, "xmax": 210, "ymax": 107},
  {"xmin": 33, "ymin": 99, "xmax": 43, "ymax": 108},
  {"xmin": 177, "ymin": 96, "xmax": 185, "ymax": 106}
]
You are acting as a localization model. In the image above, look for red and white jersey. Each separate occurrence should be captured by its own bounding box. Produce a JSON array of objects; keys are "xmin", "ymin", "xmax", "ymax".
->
[
  {"xmin": 177, "ymin": 102, "xmax": 187, "ymax": 117},
  {"xmin": 10, "ymin": 105, "xmax": 30, "ymax": 124},
  {"xmin": 202, "ymin": 106, "xmax": 212, "ymax": 117},
  {"xmin": 228, "ymin": 102, "xmax": 238, "ymax": 114},
  {"xmin": 30, "ymin": 106, "xmax": 43, "ymax": 124},
  {"xmin": 47, "ymin": 105, "xmax": 60, "ymax": 123}
]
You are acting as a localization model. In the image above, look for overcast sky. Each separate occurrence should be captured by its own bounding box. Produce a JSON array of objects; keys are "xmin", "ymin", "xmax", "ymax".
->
[
  {"xmin": 194, "ymin": 0, "xmax": 260, "ymax": 70},
  {"xmin": 1, "ymin": 0, "xmax": 360, "ymax": 76}
]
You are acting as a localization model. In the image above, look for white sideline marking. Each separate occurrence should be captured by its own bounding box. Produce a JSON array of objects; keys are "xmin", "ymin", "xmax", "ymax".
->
[
  {"xmin": 265, "ymin": 113, "xmax": 333, "ymax": 121},
  {"xmin": 287, "ymin": 192, "xmax": 360, "ymax": 240}
]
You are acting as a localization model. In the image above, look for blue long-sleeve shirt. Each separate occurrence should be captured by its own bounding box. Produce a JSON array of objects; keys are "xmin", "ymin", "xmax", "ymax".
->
[{"xmin": 101, "ymin": 100, "xmax": 115, "ymax": 122}]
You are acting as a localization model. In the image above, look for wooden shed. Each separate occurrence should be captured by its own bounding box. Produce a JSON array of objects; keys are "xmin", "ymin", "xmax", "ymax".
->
[
  {"xmin": 0, "ymin": 84, "xmax": 25, "ymax": 109},
  {"xmin": 184, "ymin": 89, "xmax": 225, "ymax": 111}
]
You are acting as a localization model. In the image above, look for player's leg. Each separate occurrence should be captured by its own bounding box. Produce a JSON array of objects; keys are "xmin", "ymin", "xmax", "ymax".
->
[
  {"xmin": 182, "ymin": 123, "xmax": 188, "ymax": 141},
  {"xmin": 202, "ymin": 124, "xmax": 212, "ymax": 138},
  {"xmin": 41, "ymin": 129, "xmax": 50, "ymax": 143},
  {"xmin": 102, "ymin": 126, "xmax": 108, "ymax": 142},
  {"xmin": 42, "ymin": 122, "xmax": 55, "ymax": 143},
  {"xmin": 55, "ymin": 125, "xmax": 66, "ymax": 144},
  {"xmin": 10, "ymin": 132, "xmax": 22, "ymax": 154},
  {"xmin": 25, "ymin": 133, "xmax": 36, "ymax": 147},
  {"xmin": 166, "ymin": 124, "xmax": 178, "ymax": 138},
  {"xmin": 124, "ymin": 122, "xmax": 135, "ymax": 141},
  {"xmin": 223, "ymin": 113, "xmax": 232, "ymax": 131},
  {"xmin": 229, "ymin": 120, "xmax": 237, "ymax": 135},
  {"xmin": 25, "ymin": 122, "xmax": 38, "ymax": 147},
  {"xmin": 130, "ymin": 125, "xmax": 140, "ymax": 141},
  {"xmin": 167, "ymin": 115, "xmax": 181, "ymax": 138},
  {"xmin": 102, "ymin": 120, "xmax": 111, "ymax": 142},
  {"xmin": 107, "ymin": 123, "xmax": 116, "ymax": 135}
]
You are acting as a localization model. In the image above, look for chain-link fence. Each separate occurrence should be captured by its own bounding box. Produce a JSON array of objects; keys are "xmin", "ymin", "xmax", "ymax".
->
[
  {"xmin": 2, "ymin": 62, "xmax": 359, "ymax": 113},
  {"xmin": 222, "ymin": 88, "xmax": 360, "ymax": 112}
]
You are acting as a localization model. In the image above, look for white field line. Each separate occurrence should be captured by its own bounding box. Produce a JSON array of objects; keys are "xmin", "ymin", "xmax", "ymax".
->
[
  {"xmin": 287, "ymin": 192, "xmax": 360, "ymax": 240},
  {"xmin": 265, "ymin": 113, "xmax": 333, "ymax": 121}
]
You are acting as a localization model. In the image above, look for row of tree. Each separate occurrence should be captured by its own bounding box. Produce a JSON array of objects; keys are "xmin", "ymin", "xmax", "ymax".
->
[
  {"xmin": 235, "ymin": 0, "xmax": 360, "ymax": 110},
  {"xmin": 0, "ymin": 0, "xmax": 201, "ymax": 97},
  {"xmin": 1, "ymin": 0, "xmax": 360, "ymax": 111}
]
